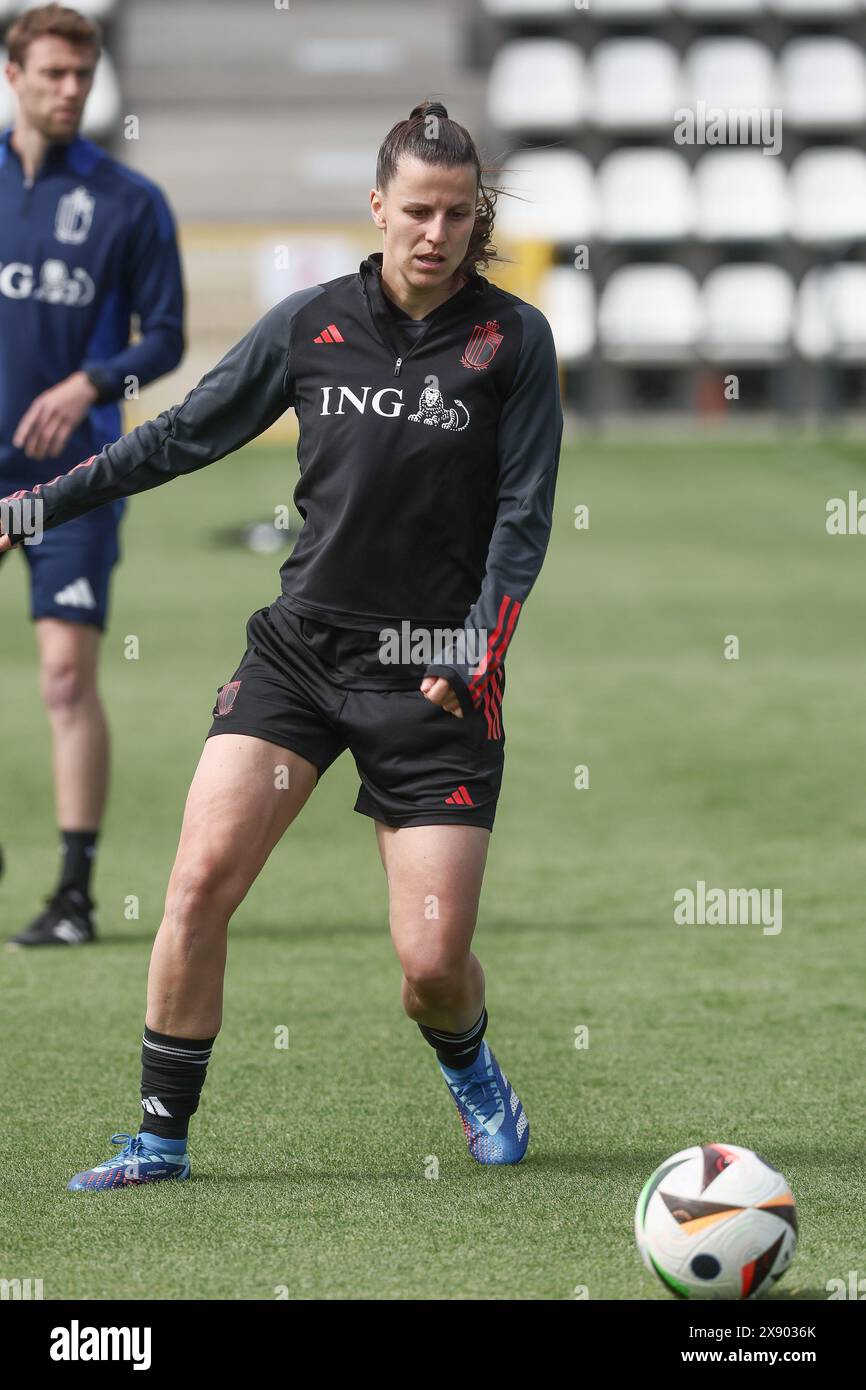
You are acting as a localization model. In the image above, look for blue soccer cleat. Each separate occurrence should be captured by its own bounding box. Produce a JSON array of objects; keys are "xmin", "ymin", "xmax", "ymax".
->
[
  {"xmin": 438, "ymin": 1040, "xmax": 530, "ymax": 1164},
  {"xmin": 67, "ymin": 1133, "xmax": 190, "ymax": 1191}
]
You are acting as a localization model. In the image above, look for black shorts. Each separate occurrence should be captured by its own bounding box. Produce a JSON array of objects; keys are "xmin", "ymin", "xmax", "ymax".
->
[{"xmin": 205, "ymin": 603, "xmax": 506, "ymax": 831}]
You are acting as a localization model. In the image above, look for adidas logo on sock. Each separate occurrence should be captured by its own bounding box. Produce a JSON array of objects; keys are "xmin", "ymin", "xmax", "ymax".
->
[
  {"xmin": 141, "ymin": 1096, "xmax": 172, "ymax": 1117},
  {"xmin": 53, "ymin": 577, "xmax": 96, "ymax": 609},
  {"xmin": 445, "ymin": 785, "xmax": 475, "ymax": 806},
  {"xmin": 53, "ymin": 919, "xmax": 87, "ymax": 943}
]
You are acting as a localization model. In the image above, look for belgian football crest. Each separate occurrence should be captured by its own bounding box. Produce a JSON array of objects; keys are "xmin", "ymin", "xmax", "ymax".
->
[
  {"xmin": 460, "ymin": 320, "xmax": 503, "ymax": 371},
  {"xmin": 54, "ymin": 186, "xmax": 95, "ymax": 245},
  {"xmin": 215, "ymin": 681, "xmax": 241, "ymax": 717}
]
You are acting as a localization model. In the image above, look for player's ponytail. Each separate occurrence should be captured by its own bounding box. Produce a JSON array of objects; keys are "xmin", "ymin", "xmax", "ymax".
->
[{"xmin": 375, "ymin": 99, "xmax": 504, "ymax": 279}]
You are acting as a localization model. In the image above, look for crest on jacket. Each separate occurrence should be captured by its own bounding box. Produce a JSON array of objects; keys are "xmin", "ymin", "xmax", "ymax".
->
[
  {"xmin": 460, "ymin": 320, "xmax": 503, "ymax": 371},
  {"xmin": 54, "ymin": 186, "xmax": 95, "ymax": 245}
]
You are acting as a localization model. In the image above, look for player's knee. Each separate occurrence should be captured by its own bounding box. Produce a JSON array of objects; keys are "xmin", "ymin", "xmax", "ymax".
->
[
  {"xmin": 166, "ymin": 854, "xmax": 249, "ymax": 924},
  {"xmin": 402, "ymin": 951, "xmax": 468, "ymax": 1000},
  {"xmin": 39, "ymin": 657, "xmax": 94, "ymax": 714}
]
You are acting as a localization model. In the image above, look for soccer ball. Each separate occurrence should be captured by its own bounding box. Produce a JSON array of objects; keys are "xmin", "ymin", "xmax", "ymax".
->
[{"xmin": 635, "ymin": 1143, "xmax": 797, "ymax": 1299}]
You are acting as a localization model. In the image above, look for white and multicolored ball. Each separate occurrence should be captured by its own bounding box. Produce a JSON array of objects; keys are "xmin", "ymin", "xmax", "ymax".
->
[{"xmin": 635, "ymin": 1143, "xmax": 797, "ymax": 1299}]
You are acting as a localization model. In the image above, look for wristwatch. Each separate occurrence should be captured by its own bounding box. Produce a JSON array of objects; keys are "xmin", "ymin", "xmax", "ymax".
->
[{"xmin": 83, "ymin": 368, "xmax": 113, "ymax": 403}]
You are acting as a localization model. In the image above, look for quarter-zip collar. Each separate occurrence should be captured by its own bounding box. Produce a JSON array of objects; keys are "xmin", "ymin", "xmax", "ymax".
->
[
  {"xmin": 359, "ymin": 250, "xmax": 486, "ymax": 377},
  {"xmin": 0, "ymin": 126, "xmax": 96, "ymax": 184}
]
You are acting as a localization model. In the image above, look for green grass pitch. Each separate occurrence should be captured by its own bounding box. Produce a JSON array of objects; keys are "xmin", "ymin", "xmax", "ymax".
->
[{"xmin": 1, "ymin": 434, "xmax": 863, "ymax": 1300}]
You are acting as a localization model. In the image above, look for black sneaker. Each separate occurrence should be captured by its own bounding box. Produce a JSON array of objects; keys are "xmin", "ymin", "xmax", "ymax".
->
[{"xmin": 7, "ymin": 889, "xmax": 96, "ymax": 948}]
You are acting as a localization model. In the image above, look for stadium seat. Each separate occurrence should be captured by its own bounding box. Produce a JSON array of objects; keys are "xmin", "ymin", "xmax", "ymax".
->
[
  {"xmin": 598, "ymin": 265, "xmax": 700, "ymax": 362},
  {"xmin": 795, "ymin": 265, "xmax": 866, "ymax": 362},
  {"xmin": 683, "ymin": 39, "xmax": 777, "ymax": 116},
  {"xmin": 597, "ymin": 149, "xmax": 693, "ymax": 242},
  {"xmin": 700, "ymin": 265, "xmax": 795, "ymax": 362},
  {"xmin": 538, "ymin": 267, "xmax": 596, "ymax": 364},
  {"xmin": 487, "ymin": 40, "xmax": 586, "ymax": 133},
  {"xmin": 769, "ymin": 0, "xmax": 858, "ymax": 17},
  {"xmin": 790, "ymin": 148, "xmax": 866, "ymax": 245},
  {"xmin": 0, "ymin": 50, "xmax": 14, "ymax": 130},
  {"xmin": 479, "ymin": 0, "xmax": 574, "ymax": 16},
  {"xmin": 675, "ymin": 0, "xmax": 766, "ymax": 16},
  {"xmin": 590, "ymin": 39, "xmax": 681, "ymax": 132},
  {"xmin": 590, "ymin": 0, "xmax": 674, "ymax": 19},
  {"xmin": 496, "ymin": 149, "xmax": 596, "ymax": 242},
  {"xmin": 693, "ymin": 150, "xmax": 789, "ymax": 242},
  {"xmin": 80, "ymin": 49, "xmax": 122, "ymax": 140},
  {"xmin": 779, "ymin": 39, "xmax": 866, "ymax": 131},
  {"xmin": 20, "ymin": 0, "xmax": 118, "ymax": 14}
]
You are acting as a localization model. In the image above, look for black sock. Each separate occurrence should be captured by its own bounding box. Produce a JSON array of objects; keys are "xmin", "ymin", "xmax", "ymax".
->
[
  {"xmin": 139, "ymin": 1026, "xmax": 216, "ymax": 1141},
  {"xmin": 57, "ymin": 829, "xmax": 98, "ymax": 902},
  {"xmin": 418, "ymin": 1007, "xmax": 488, "ymax": 1070}
]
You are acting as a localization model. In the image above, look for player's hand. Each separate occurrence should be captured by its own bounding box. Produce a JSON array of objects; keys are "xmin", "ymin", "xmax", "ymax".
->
[
  {"xmin": 420, "ymin": 675, "xmax": 463, "ymax": 718},
  {"xmin": 0, "ymin": 532, "xmax": 13, "ymax": 554},
  {"xmin": 13, "ymin": 372, "xmax": 99, "ymax": 461}
]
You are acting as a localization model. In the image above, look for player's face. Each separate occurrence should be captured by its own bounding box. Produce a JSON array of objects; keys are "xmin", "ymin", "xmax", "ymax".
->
[
  {"xmin": 372, "ymin": 156, "xmax": 478, "ymax": 290},
  {"xmin": 7, "ymin": 35, "xmax": 97, "ymax": 142}
]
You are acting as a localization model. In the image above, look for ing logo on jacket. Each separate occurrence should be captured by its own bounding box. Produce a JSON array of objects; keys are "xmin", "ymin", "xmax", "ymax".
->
[{"xmin": 408, "ymin": 386, "xmax": 470, "ymax": 432}]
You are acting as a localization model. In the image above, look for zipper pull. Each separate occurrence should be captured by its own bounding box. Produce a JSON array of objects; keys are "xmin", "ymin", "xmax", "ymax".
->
[{"xmin": 394, "ymin": 356, "xmax": 402, "ymax": 377}]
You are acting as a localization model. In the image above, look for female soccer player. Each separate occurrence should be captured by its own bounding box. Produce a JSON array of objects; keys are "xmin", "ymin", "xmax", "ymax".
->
[{"xmin": 0, "ymin": 101, "xmax": 563, "ymax": 1188}]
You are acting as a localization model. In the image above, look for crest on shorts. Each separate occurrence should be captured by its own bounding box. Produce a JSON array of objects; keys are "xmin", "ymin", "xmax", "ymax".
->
[
  {"xmin": 216, "ymin": 680, "xmax": 241, "ymax": 717},
  {"xmin": 460, "ymin": 320, "xmax": 503, "ymax": 371}
]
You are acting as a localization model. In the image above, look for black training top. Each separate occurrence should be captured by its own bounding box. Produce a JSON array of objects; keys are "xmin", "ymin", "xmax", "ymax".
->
[{"xmin": 0, "ymin": 252, "xmax": 563, "ymax": 715}]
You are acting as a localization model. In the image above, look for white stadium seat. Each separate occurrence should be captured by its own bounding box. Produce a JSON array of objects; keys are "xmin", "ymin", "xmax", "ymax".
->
[
  {"xmin": 790, "ymin": 148, "xmax": 866, "ymax": 245},
  {"xmin": 496, "ymin": 150, "xmax": 596, "ymax": 243},
  {"xmin": 684, "ymin": 39, "xmax": 776, "ymax": 115},
  {"xmin": 599, "ymin": 265, "xmax": 700, "ymax": 363},
  {"xmin": 675, "ymin": 1, "xmax": 766, "ymax": 16},
  {"xmin": 779, "ymin": 39, "xmax": 866, "ymax": 131},
  {"xmin": 590, "ymin": 39, "xmax": 681, "ymax": 133},
  {"xmin": 480, "ymin": 0, "xmax": 575, "ymax": 16},
  {"xmin": 795, "ymin": 266, "xmax": 866, "ymax": 362},
  {"xmin": 693, "ymin": 150, "xmax": 789, "ymax": 242},
  {"xmin": 80, "ymin": 49, "xmax": 122, "ymax": 140},
  {"xmin": 700, "ymin": 265, "xmax": 795, "ymax": 363},
  {"xmin": 487, "ymin": 40, "xmax": 586, "ymax": 134},
  {"xmin": 590, "ymin": 0, "xmax": 673, "ymax": 19},
  {"xmin": 598, "ymin": 149, "xmax": 693, "ymax": 242},
  {"xmin": 538, "ymin": 267, "xmax": 596, "ymax": 364},
  {"xmin": 0, "ymin": 50, "xmax": 14, "ymax": 130},
  {"xmin": 21, "ymin": 0, "xmax": 118, "ymax": 14},
  {"xmin": 769, "ymin": 0, "xmax": 858, "ymax": 17}
]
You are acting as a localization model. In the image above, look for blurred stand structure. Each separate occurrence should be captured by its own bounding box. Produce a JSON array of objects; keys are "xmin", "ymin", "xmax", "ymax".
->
[{"xmin": 3, "ymin": 0, "xmax": 865, "ymax": 431}]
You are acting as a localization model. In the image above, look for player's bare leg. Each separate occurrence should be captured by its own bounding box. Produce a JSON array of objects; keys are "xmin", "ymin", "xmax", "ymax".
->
[
  {"xmin": 147, "ymin": 734, "xmax": 319, "ymax": 1038},
  {"xmin": 68, "ymin": 734, "xmax": 319, "ymax": 1189},
  {"xmin": 375, "ymin": 822, "xmax": 488, "ymax": 1034},
  {"xmin": 375, "ymin": 820, "xmax": 529, "ymax": 1164},
  {"xmin": 7, "ymin": 619, "xmax": 108, "ymax": 948},
  {"xmin": 37, "ymin": 617, "xmax": 108, "ymax": 828}
]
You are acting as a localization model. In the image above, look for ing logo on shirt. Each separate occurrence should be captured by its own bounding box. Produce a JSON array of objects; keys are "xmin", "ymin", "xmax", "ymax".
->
[
  {"xmin": 408, "ymin": 386, "xmax": 469, "ymax": 432},
  {"xmin": 0, "ymin": 258, "xmax": 95, "ymax": 306}
]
